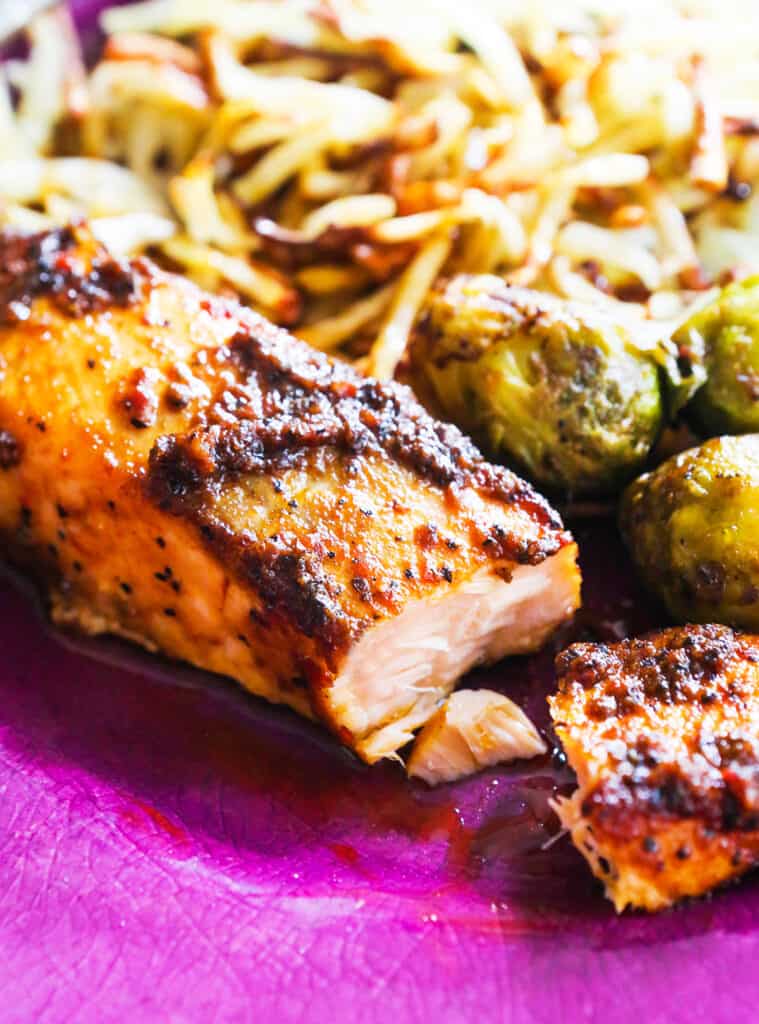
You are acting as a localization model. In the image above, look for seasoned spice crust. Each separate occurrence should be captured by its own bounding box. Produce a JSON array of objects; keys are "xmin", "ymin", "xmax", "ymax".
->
[
  {"xmin": 0, "ymin": 226, "xmax": 139, "ymax": 325},
  {"xmin": 146, "ymin": 325, "xmax": 562, "ymax": 564},
  {"xmin": 551, "ymin": 625, "xmax": 759, "ymax": 910},
  {"xmin": 557, "ymin": 625, "xmax": 741, "ymax": 712},
  {"xmin": 556, "ymin": 626, "xmax": 759, "ymax": 827}
]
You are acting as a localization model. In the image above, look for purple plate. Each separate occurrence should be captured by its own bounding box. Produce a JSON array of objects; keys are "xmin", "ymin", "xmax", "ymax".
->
[
  {"xmin": 4, "ymin": 523, "xmax": 758, "ymax": 1023},
  {"xmin": 2, "ymin": 6, "xmax": 759, "ymax": 1020}
]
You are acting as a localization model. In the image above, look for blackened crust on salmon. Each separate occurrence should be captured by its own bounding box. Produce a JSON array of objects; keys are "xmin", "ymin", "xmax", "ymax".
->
[
  {"xmin": 556, "ymin": 624, "xmax": 741, "ymax": 708},
  {"xmin": 244, "ymin": 550, "xmax": 344, "ymax": 643},
  {"xmin": 555, "ymin": 625, "xmax": 759, "ymax": 836},
  {"xmin": 0, "ymin": 227, "xmax": 138, "ymax": 325},
  {"xmin": 196, "ymin": 518, "xmax": 350, "ymax": 661},
  {"xmin": 146, "ymin": 320, "xmax": 566, "ymax": 564},
  {"xmin": 581, "ymin": 738, "xmax": 759, "ymax": 835}
]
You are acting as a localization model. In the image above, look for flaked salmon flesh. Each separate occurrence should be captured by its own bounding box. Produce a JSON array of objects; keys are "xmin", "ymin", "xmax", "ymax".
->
[{"xmin": 407, "ymin": 688, "xmax": 546, "ymax": 785}]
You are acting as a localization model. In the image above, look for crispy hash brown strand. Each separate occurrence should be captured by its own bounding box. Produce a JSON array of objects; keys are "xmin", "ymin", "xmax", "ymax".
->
[
  {"xmin": 550, "ymin": 625, "xmax": 759, "ymax": 911},
  {"xmin": 0, "ymin": 226, "xmax": 580, "ymax": 763}
]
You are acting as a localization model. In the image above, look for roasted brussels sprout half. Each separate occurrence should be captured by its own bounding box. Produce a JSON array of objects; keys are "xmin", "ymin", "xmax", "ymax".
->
[
  {"xmin": 670, "ymin": 277, "xmax": 759, "ymax": 434},
  {"xmin": 620, "ymin": 434, "xmax": 759, "ymax": 629},
  {"xmin": 410, "ymin": 275, "xmax": 664, "ymax": 496}
]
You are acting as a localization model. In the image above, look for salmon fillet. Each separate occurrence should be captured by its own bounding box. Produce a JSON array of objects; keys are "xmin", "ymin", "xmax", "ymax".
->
[
  {"xmin": 550, "ymin": 625, "xmax": 759, "ymax": 911},
  {"xmin": 0, "ymin": 226, "xmax": 580, "ymax": 762}
]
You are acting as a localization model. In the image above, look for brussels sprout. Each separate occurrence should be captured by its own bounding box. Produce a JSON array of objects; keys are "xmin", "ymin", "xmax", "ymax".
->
[
  {"xmin": 410, "ymin": 274, "xmax": 664, "ymax": 496},
  {"xmin": 620, "ymin": 434, "xmax": 759, "ymax": 629},
  {"xmin": 669, "ymin": 276, "xmax": 759, "ymax": 434}
]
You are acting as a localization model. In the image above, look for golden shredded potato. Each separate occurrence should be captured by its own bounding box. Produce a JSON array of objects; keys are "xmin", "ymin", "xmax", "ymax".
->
[{"xmin": 3, "ymin": 0, "xmax": 759, "ymax": 375}]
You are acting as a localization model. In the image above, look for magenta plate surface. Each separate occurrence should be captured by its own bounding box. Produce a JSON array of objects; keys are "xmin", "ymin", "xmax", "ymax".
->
[
  {"xmin": 3, "ymin": 5, "xmax": 759, "ymax": 1018},
  {"xmin": 1, "ymin": 522, "xmax": 758, "ymax": 1023}
]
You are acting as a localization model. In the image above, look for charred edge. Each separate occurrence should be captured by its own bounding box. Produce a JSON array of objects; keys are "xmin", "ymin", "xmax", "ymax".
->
[
  {"xmin": 0, "ymin": 226, "xmax": 139, "ymax": 325},
  {"xmin": 0, "ymin": 429, "xmax": 21, "ymax": 470},
  {"xmin": 146, "ymin": 433, "xmax": 207, "ymax": 510},
  {"xmin": 146, "ymin": 322, "xmax": 565, "ymax": 564},
  {"xmin": 244, "ymin": 549, "xmax": 348, "ymax": 649},
  {"xmin": 190, "ymin": 516, "xmax": 350, "ymax": 661},
  {"xmin": 555, "ymin": 624, "xmax": 741, "ymax": 709},
  {"xmin": 583, "ymin": 749, "xmax": 759, "ymax": 836}
]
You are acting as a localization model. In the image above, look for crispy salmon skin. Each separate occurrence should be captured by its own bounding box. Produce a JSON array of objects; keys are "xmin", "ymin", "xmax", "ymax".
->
[
  {"xmin": 550, "ymin": 625, "xmax": 759, "ymax": 911},
  {"xmin": 0, "ymin": 226, "xmax": 580, "ymax": 762}
]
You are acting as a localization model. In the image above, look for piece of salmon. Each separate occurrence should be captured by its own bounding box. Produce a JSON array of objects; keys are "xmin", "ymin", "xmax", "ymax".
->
[
  {"xmin": 0, "ymin": 226, "xmax": 580, "ymax": 763},
  {"xmin": 550, "ymin": 625, "xmax": 759, "ymax": 911},
  {"xmin": 407, "ymin": 688, "xmax": 546, "ymax": 785}
]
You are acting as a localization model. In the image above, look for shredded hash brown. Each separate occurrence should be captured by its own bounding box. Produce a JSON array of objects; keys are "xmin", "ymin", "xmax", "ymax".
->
[{"xmin": 3, "ymin": 0, "xmax": 759, "ymax": 377}]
